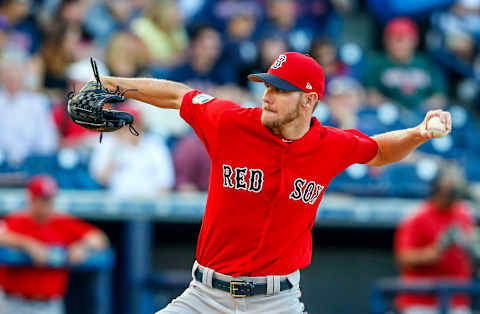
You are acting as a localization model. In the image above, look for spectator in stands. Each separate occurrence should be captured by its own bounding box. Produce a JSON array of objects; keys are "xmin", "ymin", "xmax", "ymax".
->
[
  {"xmin": 106, "ymin": 31, "xmax": 150, "ymax": 77},
  {"xmin": 56, "ymin": 0, "xmax": 98, "ymax": 56},
  {"xmin": 310, "ymin": 38, "xmax": 352, "ymax": 84},
  {"xmin": 89, "ymin": 104, "xmax": 175, "ymax": 198},
  {"xmin": 0, "ymin": 0, "xmax": 39, "ymax": 56},
  {"xmin": 40, "ymin": 23, "xmax": 76, "ymax": 92},
  {"xmin": 166, "ymin": 24, "xmax": 235, "ymax": 91},
  {"xmin": 129, "ymin": 20, "xmax": 193, "ymax": 136},
  {"xmin": 130, "ymin": 0, "xmax": 188, "ymax": 68},
  {"xmin": 0, "ymin": 51, "xmax": 58, "ymax": 165},
  {"xmin": 430, "ymin": 0, "xmax": 480, "ymax": 63},
  {"xmin": 0, "ymin": 0, "xmax": 29, "ymax": 32},
  {"xmin": 222, "ymin": 11, "xmax": 259, "ymax": 87},
  {"xmin": 249, "ymin": 36, "xmax": 289, "ymax": 74},
  {"xmin": 0, "ymin": 174, "xmax": 109, "ymax": 314},
  {"xmin": 247, "ymin": 35, "xmax": 288, "ymax": 102},
  {"xmin": 55, "ymin": 0, "xmax": 91, "ymax": 26},
  {"xmin": 203, "ymin": 0, "xmax": 263, "ymax": 32},
  {"xmin": 365, "ymin": 17, "xmax": 447, "ymax": 111},
  {"xmin": 40, "ymin": 0, "xmax": 100, "ymax": 94},
  {"xmin": 258, "ymin": 0, "xmax": 318, "ymax": 53},
  {"xmin": 167, "ymin": 24, "xmax": 251, "ymax": 108},
  {"xmin": 319, "ymin": 76, "xmax": 365, "ymax": 129},
  {"xmin": 84, "ymin": 0, "xmax": 138, "ymax": 45},
  {"xmin": 173, "ymin": 130, "xmax": 211, "ymax": 192},
  {"xmin": 296, "ymin": 0, "xmax": 348, "ymax": 43},
  {"xmin": 51, "ymin": 58, "xmax": 109, "ymax": 148},
  {"xmin": 0, "ymin": 0, "xmax": 43, "ymax": 91},
  {"xmin": 394, "ymin": 163, "xmax": 474, "ymax": 314},
  {"xmin": 428, "ymin": 0, "xmax": 480, "ymax": 104}
]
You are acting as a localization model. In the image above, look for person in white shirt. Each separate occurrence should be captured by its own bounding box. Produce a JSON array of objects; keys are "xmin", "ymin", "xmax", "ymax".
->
[
  {"xmin": 89, "ymin": 104, "xmax": 175, "ymax": 198},
  {"xmin": 0, "ymin": 52, "xmax": 58, "ymax": 165}
]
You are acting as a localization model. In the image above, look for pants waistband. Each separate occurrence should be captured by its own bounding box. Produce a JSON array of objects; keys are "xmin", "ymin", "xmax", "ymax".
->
[{"xmin": 192, "ymin": 261, "xmax": 300, "ymax": 297}]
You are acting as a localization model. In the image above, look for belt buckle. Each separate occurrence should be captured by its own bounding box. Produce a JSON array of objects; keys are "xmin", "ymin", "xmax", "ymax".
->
[{"xmin": 229, "ymin": 280, "xmax": 253, "ymax": 298}]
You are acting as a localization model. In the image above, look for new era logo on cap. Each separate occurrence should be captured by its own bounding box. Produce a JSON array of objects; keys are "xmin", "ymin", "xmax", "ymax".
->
[{"xmin": 247, "ymin": 52, "xmax": 325, "ymax": 99}]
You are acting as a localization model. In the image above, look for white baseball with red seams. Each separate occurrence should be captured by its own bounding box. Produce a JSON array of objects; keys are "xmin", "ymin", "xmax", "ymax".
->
[{"xmin": 427, "ymin": 116, "xmax": 448, "ymax": 138}]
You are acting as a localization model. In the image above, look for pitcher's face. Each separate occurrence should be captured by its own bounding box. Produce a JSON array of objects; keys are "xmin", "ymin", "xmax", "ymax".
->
[{"xmin": 261, "ymin": 83, "xmax": 303, "ymax": 129}]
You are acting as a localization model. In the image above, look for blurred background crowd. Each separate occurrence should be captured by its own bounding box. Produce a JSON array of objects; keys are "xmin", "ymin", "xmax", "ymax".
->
[
  {"xmin": 1, "ymin": 0, "xmax": 480, "ymax": 197},
  {"xmin": 1, "ymin": 0, "xmax": 480, "ymax": 313}
]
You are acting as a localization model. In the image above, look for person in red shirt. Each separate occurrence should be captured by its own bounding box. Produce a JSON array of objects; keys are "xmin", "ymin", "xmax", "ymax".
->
[
  {"xmin": 0, "ymin": 175, "xmax": 109, "ymax": 314},
  {"xmin": 395, "ymin": 164, "xmax": 474, "ymax": 314},
  {"xmin": 94, "ymin": 51, "xmax": 451, "ymax": 313}
]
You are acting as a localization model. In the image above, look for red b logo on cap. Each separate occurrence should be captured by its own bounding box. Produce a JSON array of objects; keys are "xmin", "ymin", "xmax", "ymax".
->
[{"xmin": 271, "ymin": 55, "xmax": 287, "ymax": 69}]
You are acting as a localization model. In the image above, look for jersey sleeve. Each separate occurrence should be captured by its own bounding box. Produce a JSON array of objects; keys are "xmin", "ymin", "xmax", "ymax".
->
[
  {"xmin": 395, "ymin": 220, "xmax": 419, "ymax": 254},
  {"xmin": 394, "ymin": 210, "xmax": 430, "ymax": 254},
  {"xmin": 180, "ymin": 90, "xmax": 239, "ymax": 157},
  {"xmin": 342, "ymin": 129, "xmax": 378, "ymax": 165},
  {"xmin": 1, "ymin": 214, "xmax": 24, "ymax": 233},
  {"xmin": 61, "ymin": 216, "xmax": 97, "ymax": 244}
]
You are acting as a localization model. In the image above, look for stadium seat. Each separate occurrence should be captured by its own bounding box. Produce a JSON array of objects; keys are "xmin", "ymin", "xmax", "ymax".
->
[
  {"xmin": 463, "ymin": 155, "xmax": 480, "ymax": 182},
  {"xmin": 417, "ymin": 135, "xmax": 465, "ymax": 159},
  {"xmin": 356, "ymin": 104, "xmax": 409, "ymax": 137},
  {"xmin": 448, "ymin": 106, "xmax": 480, "ymax": 154},
  {"xmin": 20, "ymin": 154, "xmax": 60, "ymax": 177},
  {"xmin": 0, "ymin": 151, "xmax": 10, "ymax": 173},
  {"xmin": 313, "ymin": 103, "xmax": 339, "ymax": 127},
  {"xmin": 19, "ymin": 152, "xmax": 102, "ymax": 190},
  {"xmin": 56, "ymin": 150, "xmax": 102, "ymax": 190},
  {"xmin": 416, "ymin": 106, "xmax": 477, "ymax": 160},
  {"xmin": 329, "ymin": 164, "xmax": 391, "ymax": 196},
  {"xmin": 384, "ymin": 162, "xmax": 435, "ymax": 198},
  {"xmin": 356, "ymin": 108, "xmax": 389, "ymax": 136},
  {"xmin": 367, "ymin": 0, "xmax": 453, "ymax": 23}
]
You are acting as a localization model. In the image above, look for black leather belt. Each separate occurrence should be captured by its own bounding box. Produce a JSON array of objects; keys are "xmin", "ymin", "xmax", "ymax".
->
[{"xmin": 194, "ymin": 269, "xmax": 292, "ymax": 297}]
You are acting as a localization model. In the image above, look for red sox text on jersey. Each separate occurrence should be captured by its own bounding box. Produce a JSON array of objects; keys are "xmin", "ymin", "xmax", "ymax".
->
[{"xmin": 222, "ymin": 164, "xmax": 324, "ymax": 204}]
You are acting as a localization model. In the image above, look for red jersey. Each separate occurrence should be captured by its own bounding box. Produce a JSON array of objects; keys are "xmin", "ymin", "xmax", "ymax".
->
[
  {"xmin": 180, "ymin": 90, "xmax": 378, "ymax": 276},
  {"xmin": 0, "ymin": 211, "xmax": 96, "ymax": 299},
  {"xmin": 394, "ymin": 201, "xmax": 473, "ymax": 309}
]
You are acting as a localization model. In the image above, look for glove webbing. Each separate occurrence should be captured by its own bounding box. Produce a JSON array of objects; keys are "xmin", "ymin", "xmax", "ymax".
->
[{"xmin": 98, "ymin": 86, "xmax": 139, "ymax": 143}]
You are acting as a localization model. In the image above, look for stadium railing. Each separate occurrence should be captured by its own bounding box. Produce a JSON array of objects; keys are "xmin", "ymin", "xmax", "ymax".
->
[
  {"xmin": 370, "ymin": 278, "xmax": 480, "ymax": 314},
  {"xmin": 0, "ymin": 246, "xmax": 115, "ymax": 314}
]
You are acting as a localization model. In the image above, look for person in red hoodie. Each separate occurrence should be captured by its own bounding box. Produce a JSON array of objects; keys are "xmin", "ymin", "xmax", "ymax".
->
[
  {"xmin": 395, "ymin": 163, "xmax": 474, "ymax": 314},
  {"xmin": 0, "ymin": 174, "xmax": 108, "ymax": 314}
]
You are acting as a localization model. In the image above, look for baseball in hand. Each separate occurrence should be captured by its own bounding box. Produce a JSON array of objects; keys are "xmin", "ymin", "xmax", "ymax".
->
[{"xmin": 427, "ymin": 116, "xmax": 448, "ymax": 138}]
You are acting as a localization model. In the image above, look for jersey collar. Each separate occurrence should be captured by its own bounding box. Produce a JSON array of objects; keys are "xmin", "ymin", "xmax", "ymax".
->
[{"xmin": 257, "ymin": 110, "xmax": 326, "ymax": 148}]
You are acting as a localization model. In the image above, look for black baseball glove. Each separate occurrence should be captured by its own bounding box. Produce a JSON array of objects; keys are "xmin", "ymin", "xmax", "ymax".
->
[{"xmin": 67, "ymin": 58, "xmax": 138, "ymax": 141}]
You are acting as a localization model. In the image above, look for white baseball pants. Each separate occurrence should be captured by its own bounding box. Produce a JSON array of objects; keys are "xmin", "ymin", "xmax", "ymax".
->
[
  {"xmin": 156, "ymin": 261, "xmax": 306, "ymax": 314},
  {"xmin": 0, "ymin": 290, "xmax": 64, "ymax": 314}
]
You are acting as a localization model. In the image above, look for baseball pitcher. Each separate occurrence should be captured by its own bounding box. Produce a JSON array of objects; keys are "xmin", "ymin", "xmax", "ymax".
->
[{"xmin": 68, "ymin": 52, "xmax": 451, "ymax": 313}]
